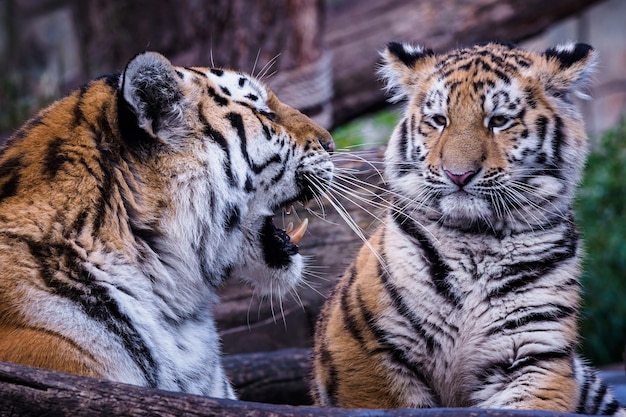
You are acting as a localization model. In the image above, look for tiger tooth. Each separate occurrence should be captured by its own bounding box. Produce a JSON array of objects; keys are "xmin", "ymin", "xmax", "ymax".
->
[
  {"xmin": 285, "ymin": 204, "xmax": 293, "ymax": 215},
  {"xmin": 287, "ymin": 218, "xmax": 308, "ymax": 244},
  {"xmin": 285, "ymin": 222, "xmax": 294, "ymax": 233}
]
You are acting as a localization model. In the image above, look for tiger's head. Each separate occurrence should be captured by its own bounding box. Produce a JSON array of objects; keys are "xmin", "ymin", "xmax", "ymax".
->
[
  {"xmin": 379, "ymin": 42, "xmax": 596, "ymax": 233},
  {"xmin": 116, "ymin": 52, "xmax": 335, "ymax": 297}
]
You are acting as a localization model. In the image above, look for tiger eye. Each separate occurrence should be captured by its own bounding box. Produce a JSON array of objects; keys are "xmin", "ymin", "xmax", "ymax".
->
[
  {"xmin": 488, "ymin": 114, "xmax": 509, "ymax": 130},
  {"xmin": 431, "ymin": 114, "xmax": 447, "ymax": 128}
]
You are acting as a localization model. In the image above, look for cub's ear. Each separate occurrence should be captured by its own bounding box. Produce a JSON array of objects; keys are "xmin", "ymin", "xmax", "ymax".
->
[
  {"xmin": 378, "ymin": 42, "xmax": 435, "ymax": 103},
  {"xmin": 120, "ymin": 52, "xmax": 185, "ymax": 138},
  {"xmin": 540, "ymin": 43, "xmax": 597, "ymax": 101}
]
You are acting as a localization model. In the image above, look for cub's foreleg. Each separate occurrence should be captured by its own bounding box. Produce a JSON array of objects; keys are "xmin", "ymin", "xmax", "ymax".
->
[{"xmin": 312, "ymin": 231, "xmax": 438, "ymax": 409}]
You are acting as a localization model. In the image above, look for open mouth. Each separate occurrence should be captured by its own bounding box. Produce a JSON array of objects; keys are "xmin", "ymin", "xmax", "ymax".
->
[{"xmin": 259, "ymin": 203, "xmax": 310, "ymax": 268}]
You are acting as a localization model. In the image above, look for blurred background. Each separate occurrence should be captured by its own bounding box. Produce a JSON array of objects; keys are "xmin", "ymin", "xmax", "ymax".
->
[{"xmin": 1, "ymin": 0, "xmax": 624, "ymax": 370}]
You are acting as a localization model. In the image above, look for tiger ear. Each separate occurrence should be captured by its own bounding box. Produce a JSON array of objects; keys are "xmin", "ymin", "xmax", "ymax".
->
[
  {"xmin": 378, "ymin": 42, "xmax": 435, "ymax": 103},
  {"xmin": 120, "ymin": 51, "xmax": 185, "ymax": 138},
  {"xmin": 539, "ymin": 43, "xmax": 597, "ymax": 101}
]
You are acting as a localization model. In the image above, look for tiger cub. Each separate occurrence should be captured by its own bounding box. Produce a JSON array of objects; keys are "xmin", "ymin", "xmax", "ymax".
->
[
  {"xmin": 312, "ymin": 42, "xmax": 625, "ymax": 415},
  {"xmin": 0, "ymin": 51, "xmax": 334, "ymax": 398}
]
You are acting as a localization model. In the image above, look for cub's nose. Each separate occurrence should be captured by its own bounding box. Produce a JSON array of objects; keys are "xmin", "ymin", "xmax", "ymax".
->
[
  {"xmin": 444, "ymin": 169, "xmax": 477, "ymax": 187},
  {"xmin": 319, "ymin": 132, "xmax": 335, "ymax": 153}
]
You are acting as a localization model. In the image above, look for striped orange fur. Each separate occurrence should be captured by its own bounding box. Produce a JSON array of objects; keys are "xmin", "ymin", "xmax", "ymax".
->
[
  {"xmin": 0, "ymin": 51, "xmax": 334, "ymax": 397},
  {"xmin": 312, "ymin": 42, "xmax": 625, "ymax": 416}
]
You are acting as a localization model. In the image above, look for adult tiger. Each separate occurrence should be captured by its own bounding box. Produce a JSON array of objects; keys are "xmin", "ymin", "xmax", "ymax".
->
[
  {"xmin": 0, "ymin": 51, "xmax": 334, "ymax": 398},
  {"xmin": 312, "ymin": 42, "xmax": 625, "ymax": 415}
]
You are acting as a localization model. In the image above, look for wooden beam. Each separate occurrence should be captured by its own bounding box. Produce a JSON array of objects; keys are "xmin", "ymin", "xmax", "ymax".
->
[
  {"xmin": 0, "ymin": 357, "xmax": 593, "ymax": 417},
  {"xmin": 325, "ymin": 0, "xmax": 603, "ymax": 125}
]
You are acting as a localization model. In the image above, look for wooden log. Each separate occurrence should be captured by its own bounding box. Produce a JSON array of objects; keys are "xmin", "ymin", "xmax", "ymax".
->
[
  {"xmin": 0, "ymin": 358, "xmax": 595, "ymax": 417},
  {"xmin": 224, "ymin": 348, "xmax": 312, "ymax": 405},
  {"xmin": 326, "ymin": 0, "xmax": 604, "ymax": 125}
]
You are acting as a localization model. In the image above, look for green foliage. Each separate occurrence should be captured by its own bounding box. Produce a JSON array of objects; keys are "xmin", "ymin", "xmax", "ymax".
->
[
  {"xmin": 0, "ymin": 74, "xmax": 58, "ymax": 137},
  {"xmin": 576, "ymin": 120, "xmax": 626, "ymax": 366},
  {"xmin": 0, "ymin": 77, "xmax": 33, "ymax": 135},
  {"xmin": 332, "ymin": 109, "xmax": 399, "ymax": 151}
]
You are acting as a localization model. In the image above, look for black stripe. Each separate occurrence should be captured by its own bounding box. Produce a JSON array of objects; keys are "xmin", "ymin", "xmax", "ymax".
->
[
  {"xmin": 244, "ymin": 176, "xmax": 254, "ymax": 192},
  {"xmin": 199, "ymin": 104, "xmax": 235, "ymax": 186},
  {"xmin": 90, "ymin": 150, "xmax": 115, "ymax": 233},
  {"xmin": 0, "ymin": 172, "xmax": 20, "ymax": 201},
  {"xmin": 355, "ymin": 289, "xmax": 437, "ymax": 400},
  {"xmin": 270, "ymin": 164, "xmax": 287, "ymax": 185},
  {"xmin": 398, "ymin": 118, "xmax": 409, "ymax": 161},
  {"xmin": 341, "ymin": 244, "xmax": 433, "ymax": 393},
  {"xmin": 207, "ymin": 86, "xmax": 228, "ymax": 107},
  {"xmin": 493, "ymin": 67, "xmax": 511, "ymax": 84},
  {"xmin": 395, "ymin": 118, "xmax": 414, "ymax": 177},
  {"xmin": 186, "ymin": 67, "xmax": 208, "ymax": 78},
  {"xmin": 483, "ymin": 349, "xmax": 571, "ymax": 383},
  {"xmin": 45, "ymin": 137, "xmax": 72, "ymax": 178},
  {"xmin": 577, "ymin": 369, "xmax": 591, "ymax": 414},
  {"xmin": 378, "ymin": 256, "xmax": 439, "ymax": 353},
  {"xmin": 535, "ymin": 116, "xmax": 548, "ymax": 150},
  {"xmin": 227, "ymin": 112, "xmax": 281, "ymax": 174},
  {"xmin": 0, "ymin": 156, "xmax": 23, "ymax": 201},
  {"xmin": 220, "ymin": 86, "xmax": 231, "ymax": 97},
  {"xmin": 70, "ymin": 209, "xmax": 89, "ymax": 237},
  {"xmin": 510, "ymin": 349, "xmax": 572, "ymax": 374},
  {"xmin": 552, "ymin": 115, "xmax": 565, "ymax": 166},
  {"xmin": 95, "ymin": 101, "xmax": 115, "ymax": 140},
  {"xmin": 24, "ymin": 238, "xmax": 158, "ymax": 386},
  {"xmin": 524, "ymin": 87, "xmax": 537, "ymax": 109},
  {"xmin": 488, "ymin": 225, "xmax": 578, "ymax": 297},
  {"xmin": 0, "ymin": 156, "xmax": 22, "ymax": 178},
  {"xmin": 592, "ymin": 383, "xmax": 609, "ymax": 414},
  {"xmin": 318, "ymin": 343, "xmax": 339, "ymax": 406},
  {"xmin": 392, "ymin": 211, "xmax": 460, "ymax": 306},
  {"xmin": 339, "ymin": 266, "xmax": 367, "ymax": 348},
  {"xmin": 601, "ymin": 399, "xmax": 620, "ymax": 415},
  {"xmin": 224, "ymin": 204, "xmax": 241, "ymax": 231},
  {"xmin": 71, "ymin": 83, "xmax": 90, "ymax": 129},
  {"xmin": 489, "ymin": 305, "xmax": 576, "ymax": 335}
]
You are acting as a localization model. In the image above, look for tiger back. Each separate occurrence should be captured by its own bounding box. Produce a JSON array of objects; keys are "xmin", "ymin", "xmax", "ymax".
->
[
  {"xmin": 312, "ymin": 42, "xmax": 625, "ymax": 415},
  {"xmin": 0, "ymin": 51, "xmax": 334, "ymax": 397}
]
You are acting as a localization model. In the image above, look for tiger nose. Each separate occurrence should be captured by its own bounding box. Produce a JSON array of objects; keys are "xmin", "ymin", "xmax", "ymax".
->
[
  {"xmin": 444, "ymin": 169, "xmax": 476, "ymax": 187},
  {"xmin": 318, "ymin": 131, "xmax": 335, "ymax": 153}
]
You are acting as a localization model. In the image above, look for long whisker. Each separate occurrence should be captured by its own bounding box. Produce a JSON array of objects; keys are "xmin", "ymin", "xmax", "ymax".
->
[
  {"xmin": 251, "ymin": 49, "xmax": 261, "ymax": 78},
  {"xmin": 310, "ymin": 177, "xmax": 394, "ymax": 276},
  {"xmin": 257, "ymin": 53, "xmax": 281, "ymax": 81}
]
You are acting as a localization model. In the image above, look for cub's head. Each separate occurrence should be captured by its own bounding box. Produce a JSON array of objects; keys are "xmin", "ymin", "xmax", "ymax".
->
[
  {"xmin": 380, "ymin": 42, "xmax": 596, "ymax": 232},
  {"xmin": 119, "ymin": 52, "xmax": 334, "ymax": 295}
]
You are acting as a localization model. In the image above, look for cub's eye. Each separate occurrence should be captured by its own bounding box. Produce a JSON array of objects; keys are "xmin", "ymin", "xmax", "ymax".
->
[
  {"xmin": 488, "ymin": 115, "xmax": 510, "ymax": 130},
  {"xmin": 430, "ymin": 114, "xmax": 447, "ymax": 129},
  {"xmin": 260, "ymin": 111, "xmax": 277, "ymax": 121}
]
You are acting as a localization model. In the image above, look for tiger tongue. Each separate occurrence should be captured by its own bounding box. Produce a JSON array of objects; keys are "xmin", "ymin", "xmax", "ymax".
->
[{"xmin": 286, "ymin": 218, "xmax": 308, "ymax": 244}]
